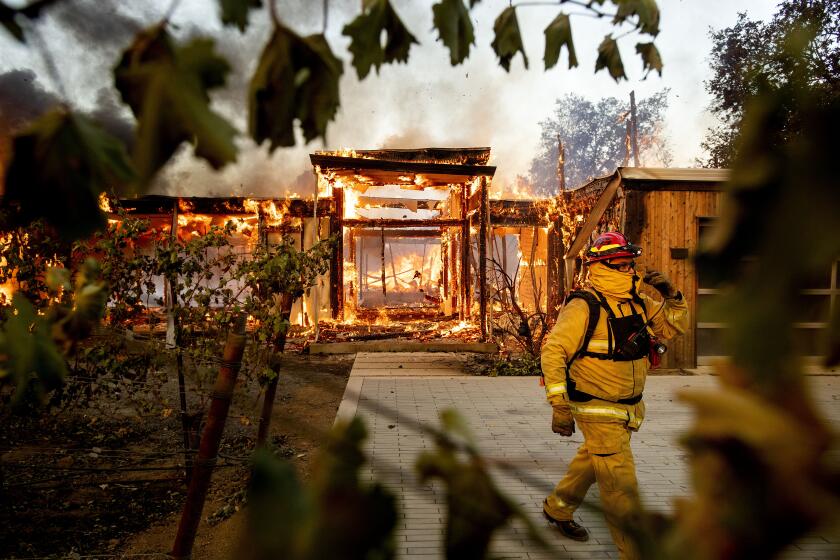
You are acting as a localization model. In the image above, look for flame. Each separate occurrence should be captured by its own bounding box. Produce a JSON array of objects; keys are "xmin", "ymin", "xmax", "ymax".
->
[
  {"xmin": 243, "ymin": 199, "xmax": 260, "ymax": 214},
  {"xmin": 226, "ymin": 216, "xmax": 258, "ymax": 237},
  {"xmin": 177, "ymin": 214, "xmax": 213, "ymax": 238},
  {"xmin": 342, "ymin": 185, "xmax": 359, "ymax": 219},
  {"xmin": 242, "ymin": 199, "xmax": 292, "ymax": 227},
  {"xmin": 178, "ymin": 199, "xmax": 195, "ymax": 213},
  {"xmin": 0, "ymin": 281, "xmax": 13, "ymax": 305},
  {"xmin": 98, "ymin": 193, "xmax": 112, "ymax": 213},
  {"xmin": 373, "ymin": 307, "xmax": 390, "ymax": 326},
  {"xmin": 262, "ymin": 200, "xmax": 290, "ymax": 226}
]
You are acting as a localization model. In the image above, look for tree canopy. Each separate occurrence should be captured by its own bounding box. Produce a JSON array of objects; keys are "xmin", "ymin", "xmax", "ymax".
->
[
  {"xmin": 700, "ymin": 0, "xmax": 840, "ymax": 167},
  {"xmin": 528, "ymin": 89, "xmax": 671, "ymax": 194}
]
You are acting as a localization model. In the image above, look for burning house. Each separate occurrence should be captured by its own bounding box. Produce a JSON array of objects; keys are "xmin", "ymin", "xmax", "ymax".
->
[
  {"xmin": 311, "ymin": 147, "xmax": 560, "ymax": 340},
  {"xmin": 7, "ymin": 145, "xmax": 826, "ymax": 368},
  {"xmin": 99, "ymin": 147, "xmax": 560, "ymax": 348}
]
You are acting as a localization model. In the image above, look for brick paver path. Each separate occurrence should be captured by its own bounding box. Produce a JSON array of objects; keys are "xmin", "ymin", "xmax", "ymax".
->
[{"xmin": 337, "ymin": 353, "xmax": 840, "ymax": 559}]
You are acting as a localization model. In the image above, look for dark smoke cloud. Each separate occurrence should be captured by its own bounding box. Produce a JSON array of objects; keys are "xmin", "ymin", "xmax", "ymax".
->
[
  {"xmin": 0, "ymin": 69, "xmax": 62, "ymax": 131},
  {"xmin": 0, "ymin": 69, "xmax": 134, "ymax": 146},
  {"xmin": 87, "ymin": 87, "xmax": 135, "ymax": 149},
  {"xmin": 50, "ymin": 0, "xmax": 142, "ymax": 49}
]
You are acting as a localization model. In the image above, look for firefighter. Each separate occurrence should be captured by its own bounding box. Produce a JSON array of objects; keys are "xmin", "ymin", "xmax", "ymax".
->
[{"xmin": 540, "ymin": 231, "xmax": 688, "ymax": 559}]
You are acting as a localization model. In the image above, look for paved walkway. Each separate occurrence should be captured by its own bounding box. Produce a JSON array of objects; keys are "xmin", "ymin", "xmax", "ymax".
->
[{"xmin": 336, "ymin": 353, "xmax": 840, "ymax": 559}]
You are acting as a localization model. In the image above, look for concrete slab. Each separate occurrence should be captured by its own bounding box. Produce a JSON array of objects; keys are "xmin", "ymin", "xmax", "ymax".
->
[
  {"xmin": 336, "ymin": 364, "xmax": 840, "ymax": 559},
  {"xmin": 351, "ymin": 352, "xmax": 469, "ymax": 378},
  {"xmin": 309, "ymin": 341, "xmax": 498, "ymax": 354}
]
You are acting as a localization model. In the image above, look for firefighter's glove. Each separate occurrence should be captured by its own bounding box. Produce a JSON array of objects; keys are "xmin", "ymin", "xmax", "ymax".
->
[
  {"xmin": 643, "ymin": 270, "xmax": 677, "ymax": 298},
  {"xmin": 551, "ymin": 405, "xmax": 575, "ymax": 437}
]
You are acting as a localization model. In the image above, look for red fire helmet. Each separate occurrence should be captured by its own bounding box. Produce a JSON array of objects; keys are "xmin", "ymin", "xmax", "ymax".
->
[{"xmin": 584, "ymin": 231, "xmax": 642, "ymax": 264}]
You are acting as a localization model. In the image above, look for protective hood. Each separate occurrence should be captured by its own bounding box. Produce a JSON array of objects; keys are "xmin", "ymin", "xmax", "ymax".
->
[{"xmin": 588, "ymin": 262, "xmax": 641, "ymax": 300}]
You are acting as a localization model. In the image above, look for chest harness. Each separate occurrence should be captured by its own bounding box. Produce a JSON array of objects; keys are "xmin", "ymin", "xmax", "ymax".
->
[{"xmin": 563, "ymin": 288, "xmax": 649, "ymax": 405}]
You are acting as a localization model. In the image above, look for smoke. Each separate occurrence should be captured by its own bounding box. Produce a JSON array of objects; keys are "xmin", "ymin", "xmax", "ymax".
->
[
  {"xmin": 88, "ymin": 87, "xmax": 136, "ymax": 149},
  {"xmin": 1, "ymin": 1, "xmax": 529, "ymax": 198},
  {"xmin": 50, "ymin": 0, "xmax": 142, "ymax": 48},
  {"xmin": 0, "ymin": 69, "xmax": 62, "ymax": 131}
]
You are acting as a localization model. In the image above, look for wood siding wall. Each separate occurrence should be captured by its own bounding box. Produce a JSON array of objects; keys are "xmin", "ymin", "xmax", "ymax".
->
[{"xmin": 623, "ymin": 188, "xmax": 720, "ymax": 369}]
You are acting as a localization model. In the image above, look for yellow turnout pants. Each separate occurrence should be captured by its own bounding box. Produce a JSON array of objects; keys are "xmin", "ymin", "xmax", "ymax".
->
[{"xmin": 544, "ymin": 419, "xmax": 641, "ymax": 560}]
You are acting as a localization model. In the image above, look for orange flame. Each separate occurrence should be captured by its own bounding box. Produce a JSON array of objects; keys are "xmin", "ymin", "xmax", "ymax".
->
[{"xmin": 98, "ymin": 193, "xmax": 112, "ymax": 213}]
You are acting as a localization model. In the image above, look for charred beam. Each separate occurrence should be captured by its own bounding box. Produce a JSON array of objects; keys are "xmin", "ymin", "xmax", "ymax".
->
[
  {"xmin": 330, "ymin": 189, "xmax": 344, "ymax": 320},
  {"xmin": 309, "ymin": 154, "xmax": 496, "ymax": 178},
  {"xmin": 353, "ymin": 228, "xmax": 446, "ymax": 238},
  {"xmin": 118, "ymin": 196, "xmax": 333, "ymax": 217},
  {"xmin": 348, "ymin": 227, "xmax": 356, "ymax": 307},
  {"xmin": 340, "ymin": 218, "xmax": 462, "ymax": 228}
]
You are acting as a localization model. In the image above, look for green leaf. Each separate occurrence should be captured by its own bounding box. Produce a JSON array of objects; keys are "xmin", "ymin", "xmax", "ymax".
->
[
  {"xmin": 432, "ymin": 0, "xmax": 475, "ymax": 66},
  {"xmin": 544, "ymin": 12, "xmax": 577, "ymax": 70},
  {"xmin": 55, "ymin": 258, "xmax": 106, "ymax": 342},
  {"xmin": 342, "ymin": 0, "xmax": 419, "ymax": 80},
  {"xmin": 218, "ymin": 0, "xmax": 261, "ymax": 32},
  {"xmin": 114, "ymin": 26, "xmax": 238, "ymax": 185},
  {"xmin": 249, "ymin": 25, "xmax": 343, "ymax": 149},
  {"xmin": 635, "ymin": 41, "xmax": 662, "ymax": 77},
  {"xmin": 415, "ymin": 411, "xmax": 551, "ymax": 558},
  {"xmin": 244, "ymin": 419, "xmax": 398, "ymax": 559},
  {"xmin": 3, "ymin": 110, "xmax": 136, "ymax": 239},
  {"xmin": 491, "ymin": 6, "xmax": 528, "ymax": 72},
  {"xmin": 612, "ymin": 0, "xmax": 660, "ymax": 36},
  {"xmin": 440, "ymin": 408, "xmax": 475, "ymax": 444},
  {"xmin": 0, "ymin": 293, "xmax": 67, "ymax": 405},
  {"xmin": 595, "ymin": 34, "xmax": 626, "ymax": 81},
  {"xmin": 46, "ymin": 267, "xmax": 71, "ymax": 293}
]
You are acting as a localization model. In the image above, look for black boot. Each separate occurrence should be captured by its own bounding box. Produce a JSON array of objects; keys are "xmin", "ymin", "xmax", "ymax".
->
[{"xmin": 543, "ymin": 509, "xmax": 590, "ymax": 542}]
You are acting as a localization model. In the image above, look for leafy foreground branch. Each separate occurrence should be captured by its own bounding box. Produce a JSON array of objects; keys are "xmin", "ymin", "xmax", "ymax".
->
[{"xmin": 1, "ymin": 0, "xmax": 662, "ymax": 242}]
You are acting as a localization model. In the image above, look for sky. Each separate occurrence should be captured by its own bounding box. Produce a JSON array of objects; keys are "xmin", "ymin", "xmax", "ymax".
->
[{"xmin": 0, "ymin": 0, "xmax": 779, "ymax": 197}]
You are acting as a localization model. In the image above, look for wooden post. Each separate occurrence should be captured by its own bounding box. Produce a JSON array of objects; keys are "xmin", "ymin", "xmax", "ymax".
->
[
  {"xmin": 171, "ymin": 314, "xmax": 247, "ymax": 560},
  {"xmin": 623, "ymin": 120, "xmax": 632, "ymax": 167},
  {"xmin": 442, "ymin": 236, "xmax": 449, "ymax": 300},
  {"xmin": 478, "ymin": 177, "xmax": 488, "ymax": 341},
  {"xmin": 257, "ymin": 208, "xmax": 267, "ymax": 248},
  {"xmin": 547, "ymin": 216, "xmax": 564, "ymax": 320},
  {"xmin": 460, "ymin": 184, "xmax": 470, "ymax": 320},
  {"xmin": 630, "ymin": 90, "xmax": 640, "ymax": 167},
  {"xmin": 557, "ymin": 135, "xmax": 566, "ymax": 194},
  {"xmin": 329, "ymin": 188, "xmax": 344, "ymax": 320},
  {"xmin": 450, "ymin": 230, "xmax": 458, "ymax": 315},
  {"xmin": 380, "ymin": 226, "xmax": 387, "ymax": 298},
  {"xmin": 348, "ymin": 227, "xmax": 356, "ymax": 309}
]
